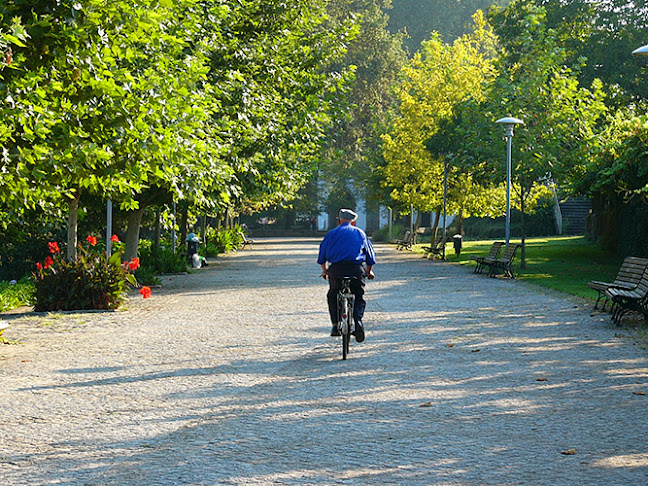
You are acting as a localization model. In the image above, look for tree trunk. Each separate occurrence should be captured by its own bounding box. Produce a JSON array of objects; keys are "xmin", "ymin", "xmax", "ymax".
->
[
  {"xmin": 455, "ymin": 211, "xmax": 464, "ymax": 236},
  {"xmin": 179, "ymin": 203, "xmax": 188, "ymax": 247},
  {"xmin": 201, "ymin": 214, "xmax": 207, "ymax": 241},
  {"xmin": 67, "ymin": 190, "xmax": 82, "ymax": 260},
  {"xmin": 125, "ymin": 206, "xmax": 146, "ymax": 261},
  {"xmin": 430, "ymin": 208, "xmax": 441, "ymax": 243},
  {"xmin": 520, "ymin": 189, "xmax": 527, "ymax": 269}
]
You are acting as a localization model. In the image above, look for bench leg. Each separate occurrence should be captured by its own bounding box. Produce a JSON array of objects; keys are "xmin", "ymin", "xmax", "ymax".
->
[
  {"xmin": 593, "ymin": 292, "xmax": 603, "ymax": 310},
  {"xmin": 611, "ymin": 297, "xmax": 638, "ymax": 326}
]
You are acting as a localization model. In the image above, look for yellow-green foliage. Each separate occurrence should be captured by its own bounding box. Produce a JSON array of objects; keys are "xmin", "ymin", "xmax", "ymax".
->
[{"xmin": 382, "ymin": 11, "xmax": 498, "ymax": 212}]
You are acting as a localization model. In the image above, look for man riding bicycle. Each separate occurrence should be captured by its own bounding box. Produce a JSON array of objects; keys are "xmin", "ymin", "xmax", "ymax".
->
[{"xmin": 318, "ymin": 209, "xmax": 376, "ymax": 342}]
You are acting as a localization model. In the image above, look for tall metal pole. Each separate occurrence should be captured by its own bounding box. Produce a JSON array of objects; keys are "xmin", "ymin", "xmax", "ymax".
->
[
  {"xmin": 410, "ymin": 204, "xmax": 414, "ymax": 244},
  {"xmin": 388, "ymin": 207, "xmax": 393, "ymax": 241},
  {"xmin": 106, "ymin": 199, "xmax": 113, "ymax": 258},
  {"xmin": 442, "ymin": 158, "xmax": 448, "ymax": 259},
  {"xmin": 172, "ymin": 201, "xmax": 177, "ymax": 254},
  {"xmin": 505, "ymin": 126, "xmax": 513, "ymax": 246},
  {"xmin": 496, "ymin": 117, "xmax": 524, "ymax": 247}
]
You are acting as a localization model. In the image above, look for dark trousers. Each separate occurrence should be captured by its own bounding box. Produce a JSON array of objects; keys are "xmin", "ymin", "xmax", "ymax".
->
[{"xmin": 326, "ymin": 262, "xmax": 366, "ymax": 325}]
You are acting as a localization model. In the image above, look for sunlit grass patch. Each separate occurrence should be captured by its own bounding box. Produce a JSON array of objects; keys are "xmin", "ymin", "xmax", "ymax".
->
[{"xmin": 414, "ymin": 235, "xmax": 623, "ymax": 302}]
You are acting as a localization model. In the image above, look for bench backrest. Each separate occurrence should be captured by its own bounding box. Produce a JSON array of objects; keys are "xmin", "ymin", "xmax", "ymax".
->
[
  {"xmin": 402, "ymin": 231, "xmax": 411, "ymax": 240},
  {"xmin": 614, "ymin": 256, "xmax": 648, "ymax": 286},
  {"xmin": 499, "ymin": 243, "xmax": 521, "ymax": 262},
  {"xmin": 434, "ymin": 234, "xmax": 450, "ymax": 248},
  {"xmin": 486, "ymin": 241, "xmax": 505, "ymax": 260},
  {"xmin": 630, "ymin": 264, "xmax": 648, "ymax": 297}
]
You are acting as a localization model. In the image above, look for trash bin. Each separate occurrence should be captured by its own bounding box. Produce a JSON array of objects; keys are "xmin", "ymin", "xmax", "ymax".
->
[
  {"xmin": 186, "ymin": 232, "xmax": 201, "ymax": 266},
  {"xmin": 453, "ymin": 234, "xmax": 463, "ymax": 256}
]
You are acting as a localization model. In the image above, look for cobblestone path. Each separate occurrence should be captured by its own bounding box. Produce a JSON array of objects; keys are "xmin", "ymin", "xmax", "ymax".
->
[{"xmin": 1, "ymin": 238, "xmax": 647, "ymax": 485}]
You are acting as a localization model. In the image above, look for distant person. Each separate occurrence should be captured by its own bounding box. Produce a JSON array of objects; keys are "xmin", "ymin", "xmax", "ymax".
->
[{"xmin": 317, "ymin": 209, "xmax": 376, "ymax": 342}]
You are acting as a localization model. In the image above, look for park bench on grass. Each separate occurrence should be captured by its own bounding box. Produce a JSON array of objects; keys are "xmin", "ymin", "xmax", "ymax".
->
[
  {"xmin": 482, "ymin": 243, "xmax": 521, "ymax": 278},
  {"xmin": 470, "ymin": 241, "xmax": 504, "ymax": 274},
  {"xmin": 605, "ymin": 266, "xmax": 648, "ymax": 325},
  {"xmin": 238, "ymin": 232, "xmax": 254, "ymax": 249},
  {"xmin": 422, "ymin": 234, "xmax": 450, "ymax": 260},
  {"xmin": 395, "ymin": 231, "xmax": 413, "ymax": 251},
  {"xmin": 587, "ymin": 256, "xmax": 648, "ymax": 310}
]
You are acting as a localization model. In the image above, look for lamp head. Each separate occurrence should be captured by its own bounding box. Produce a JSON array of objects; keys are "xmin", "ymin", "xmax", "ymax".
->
[
  {"xmin": 495, "ymin": 117, "xmax": 525, "ymax": 127},
  {"xmin": 633, "ymin": 44, "xmax": 648, "ymax": 56}
]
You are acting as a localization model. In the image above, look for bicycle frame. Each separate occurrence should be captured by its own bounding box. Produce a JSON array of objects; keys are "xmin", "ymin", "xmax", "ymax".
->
[{"xmin": 337, "ymin": 277, "xmax": 356, "ymax": 360}]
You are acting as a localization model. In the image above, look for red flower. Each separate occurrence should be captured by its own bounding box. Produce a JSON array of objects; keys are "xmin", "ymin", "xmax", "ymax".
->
[
  {"xmin": 128, "ymin": 258, "xmax": 140, "ymax": 271},
  {"xmin": 110, "ymin": 234, "xmax": 120, "ymax": 243},
  {"xmin": 44, "ymin": 256, "xmax": 54, "ymax": 269},
  {"xmin": 86, "ymin": 235, "xmax": 97, "ymax": 246},
  {"xmin": 139, "ymin": 286, "xmax": 151, "ymax": 299},
  {"xmin": 36, "ymin": 262, "xmax": 42, "ymax": 270},
  {"xmin": 48, "ymin": 242, "xmax": 60, "ymax": 254}
]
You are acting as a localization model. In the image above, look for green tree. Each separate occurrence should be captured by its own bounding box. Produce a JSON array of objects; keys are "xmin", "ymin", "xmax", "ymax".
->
[
  {"xmin": 492, "ymin": 0, "xmax": 648, "ymax": 106},
  {"xmin": 389, "ymin": 0, "xmax": 510, "ymax": 51},
  {"xmin": 381, "ymin": 11, "xmax": 499, "ymax": 233},
  {"xmin": 0, "ymin": 0, "xmax": 216, "ymax": 260},
  {"xmin": 576, "ymin": 112, "xmax": 648, "ymax": 255},
  {"xmin": 454, "ymin": 2, "xmax": 607, "ymax": 265},
  {"xmin": 185, "ymin": 0, "xmax": 359, "ymax": 239},
  {"xmin": 314, "ymin": 0, "xmax": 407, "ymax": 227}
]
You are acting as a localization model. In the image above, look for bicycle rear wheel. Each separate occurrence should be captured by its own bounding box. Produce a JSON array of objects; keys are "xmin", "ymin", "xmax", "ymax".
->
[{"xmin": 340, "ymin": 296, "xmax": 351, "ymax": 360}]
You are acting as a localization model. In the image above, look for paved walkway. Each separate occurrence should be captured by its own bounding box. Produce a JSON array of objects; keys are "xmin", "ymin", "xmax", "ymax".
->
[{"xmin": 1, "ymin": 238, "xmax": 647, "ymax": 485}]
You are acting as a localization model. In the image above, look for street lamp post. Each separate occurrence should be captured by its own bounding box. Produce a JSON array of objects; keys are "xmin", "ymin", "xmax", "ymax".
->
[
  {"xmin": 106, "ymin": 199, "xmax": 113, "ymax": 258},
  {"xmin": 172, "ymin": 201, "xmax": 177, "ymax": 254},
  {"xmin": 495, "ymin": 117, "xmax": 525, "ymax": 246},
  {"xmin": 442, "ymin": 157, "xmax": 448, "ymax": 260}
]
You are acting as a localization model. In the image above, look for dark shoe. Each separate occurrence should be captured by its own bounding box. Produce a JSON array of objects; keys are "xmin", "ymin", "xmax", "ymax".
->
[
  {"xmin": 330, "ymin": 324, "xmax": 341, "ymax": 337},
  {"xmin": 353, "ymin": 321, "xmax": 365, "ymax": 343}
]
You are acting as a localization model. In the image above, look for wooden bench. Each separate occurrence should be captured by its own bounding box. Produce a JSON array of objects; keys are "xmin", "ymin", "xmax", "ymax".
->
[
  {"xmin": 470, "ymin": 241, "xmax": 504, "ymax": 274},
  {"xmin": 587, "ymin": 256, "xmax": 648, "ymax": 310},
  {"xmin": 422, "ymin": 234, "xmax": 450, "ymax": 260},
  {"xmin": 482, "ymin": 243, "xmax": 521, "ymax": 278},
  {"xmin": 238, "ymin": 232, "xmax": 254, "ymax": 249},
  {"xmin": 605, "ymin": 265, "xmax": 648, "ymax": 325},
  {"xmin": 395, "ymin": 231, "xmax": 413, "ymax": 250}
]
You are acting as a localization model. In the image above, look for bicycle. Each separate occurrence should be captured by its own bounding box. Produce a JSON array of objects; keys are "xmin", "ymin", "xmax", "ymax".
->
[{"xmin": 336, "ymin": 276, "xmax": 357, "ymax": 360}]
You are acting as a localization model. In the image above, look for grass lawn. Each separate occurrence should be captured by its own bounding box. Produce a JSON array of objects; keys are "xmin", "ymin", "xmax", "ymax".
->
[{"xmin": 414, "ymin": 235, "xmax": 623, "ymax": 302}]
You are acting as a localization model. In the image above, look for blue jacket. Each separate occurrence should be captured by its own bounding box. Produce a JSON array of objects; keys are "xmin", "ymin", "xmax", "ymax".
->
[{"xmin": 317, "ymin": 223, "xmax": 376, "ymax": 266}]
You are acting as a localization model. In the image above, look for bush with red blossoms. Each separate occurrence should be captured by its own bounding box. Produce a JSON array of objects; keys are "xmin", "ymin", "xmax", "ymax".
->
[{"xmin": 32, "ymin": 236, "xmax": 150, "ymax": 311}]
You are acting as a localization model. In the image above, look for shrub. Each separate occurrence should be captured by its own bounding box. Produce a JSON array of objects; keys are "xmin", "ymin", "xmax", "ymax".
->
[
  {"xmin": 138, "ymin": 244, "xmax": 187, "ymax": 275},
  {"xmin": 202, "ymin": 241, "xmax": 220, "ymax": 257},
  {"xmin": 32, "ymin": 237, "xmax": 144, "ymax": 312},
  {"xmin": 204, "ymin": 225, "xmax": 244, "ymax": 254},
  {"xmin": 133, "ymin": 266, "xmax": 162, "ymax": 286}
]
